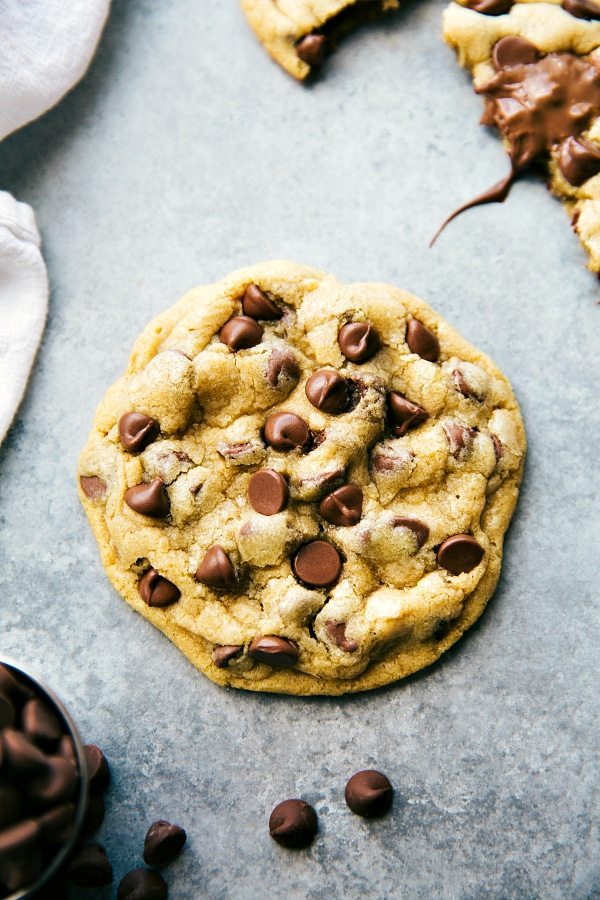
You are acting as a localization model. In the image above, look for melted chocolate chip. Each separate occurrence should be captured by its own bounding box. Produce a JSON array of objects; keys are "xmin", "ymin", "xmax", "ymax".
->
[
  {"xmin": 444, "ymin": 422, "xmax": 476, "ymax": 459},
  {"xmin": 266, "ymin": 348, "xmax": 300, "ymax": 387},
  {"xmin": 562, "ymin": 0, "xmax": 600, "ymax": 19},
  {"xmin": 453, "ymin": 368, "xmax": 482, "ymax": 400},
  {"xmin": 125, "ymin": 478, "xmax": 170, "ymax": 518},
  {"xmin": 393, "ymin": 517, "xmax": 429, "ymax": 549},
  {"xmin": 296, "ymin": 34, "xmax": 327, "ymax": 66},
  {"xmin": 248, "ymin": 636, "xmax": 299, "ymax": 668},
  {"xmin": 22, "ymin": 698, "xmax": 61, "ymax": 748},
  {"xmin": 319, "ymin": 484, "xmax": 363, "ymax": 526},
  {"xmin": 248, "ymin": 469, "xmax": 289, "ymax": 515},
  {"xmin": 118, "ymin": 868, "xmax": 168, "ymax": 900},
  {"xmin": 388, "ymin": 392, "xmax": 429, "ymax": 437},
  {"xmin": 491, "ymin": 433, "xmax": 504, "ymax": 460},
  {"xmin": 212, "ymin": 645, "xmax": 244, "ymax": 668},
  {"xmin": 305, "ymin": 369, "xmax": 349, "ymax": 414},
  {"xmin": 219, "ymin": 315, "xmax": 263, "ymax": 350},
  {"xmin": 345, "ymin": 770, "xmax": 393, "ymax": 818},
  {"xmin": 80, "ymin": 476, "xmax": 107, "ymax": 500},
  {"xmin": 325, "ymin": 621, "xmax": 358, "ymax": 652},
  {"xmin": 269, "ymin": 799, "xmax": 318, "ymax": 849},
  {"xmin": 67, "ymin": 843, "xmax": 113, "ymax": 887},
  {"xmin": 264, "ymin": 412, "xmax": 310, "ymax": 450},
  {"xmin": 466, "ymin": 0, "xmax": 514, "ymax": 11},
  {"xmin": 559, "ymin": 135, "xmax": 600, "ymax": 186},
  {"xmin": 143, "ymin": 819, "xmax": 187, "ymax": 866},
  {"xmin": 405, "ymin": 319, "xmax": 440, "ymax": 362},
  {"xmin": 437, "ymin": 534, "xmax": 484, "ymax": 574},
  {"xmin": 138, "ymin": 568, "xmax": 181, "ymax": 608},
  {"xmin": 242, "ymin": 284, "xmax": 282, "ymax": 320},
  {"xmin": 338, "ymin": 322, "xmax": 380, "ymax": 363},
  {"xmin": 118, "ymin": 412, "xmax": 160, "ymax": 452},
  {"xmin": 84, "ymin": 744, "xmax": 111, "ymax": 794},
  {"xmin": 492, "ymin": 35, "xmax": 539, "ymax": 70},
  {"xmin": 195, "ymin": 545, "xmax": 237, "ymax": 589},
  {"xmin": 292, "ymin": 540, "xmax": 343, "ymax": 588}
]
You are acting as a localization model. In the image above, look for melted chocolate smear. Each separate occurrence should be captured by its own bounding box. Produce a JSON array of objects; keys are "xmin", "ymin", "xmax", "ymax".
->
[{"xmin": 430, "ymin": 166, "xmax": 517, "ymax": 247}]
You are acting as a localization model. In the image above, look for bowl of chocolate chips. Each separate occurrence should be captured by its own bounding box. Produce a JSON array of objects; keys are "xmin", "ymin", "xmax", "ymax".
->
[{"xmin": 0, "ymin": 658, "xmax": 88, "ymax": 899}]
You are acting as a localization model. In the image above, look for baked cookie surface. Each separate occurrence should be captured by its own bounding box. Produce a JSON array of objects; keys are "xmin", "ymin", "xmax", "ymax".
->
[
  {"xmin": 78, "ymin": 261, "xmax": 525, "ymax": 696},
  {"xmin": 241, "ymin": 0, "xmax": 400, "ymax": 79},
  {"xmin": 443, "ymin": 0, "xmax": 600, "ymax": 273}
]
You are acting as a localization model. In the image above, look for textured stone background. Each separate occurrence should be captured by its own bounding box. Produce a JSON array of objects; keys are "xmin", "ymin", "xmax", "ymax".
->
[{"xmin": 0, "ymin": 0, "xmax": 598, "ymax": 897}]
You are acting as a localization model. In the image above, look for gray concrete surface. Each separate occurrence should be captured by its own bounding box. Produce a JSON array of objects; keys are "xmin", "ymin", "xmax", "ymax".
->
[{"xmin": 0, "ymin": 0, "xmax": 598, "ymax": 897}]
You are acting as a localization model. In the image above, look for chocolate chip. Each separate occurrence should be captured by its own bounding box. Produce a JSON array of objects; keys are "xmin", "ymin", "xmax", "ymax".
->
[
  {"xmin": 305, "ymin": 369, "xmax": 349, "ymax": 414},
  {"xmin": 345, "ymin": 770, "xmax": 393, "ymax": 818},
  {"xmin": 0, "ymin": 692, "xmax": 15, "ymax": 728},
  {"xmin": 264, "ymin": 412, "xmax": 310, "ymax": 450},
  {"xmin": 242, "ymin": 284, "xmax": 282, "ymax": 320},
  {"xmin": 325, "ymin": 621, "xmax": 358, "ymax": 652},
  {"xmin": 562, "ymin": 0, "xmax": 600, "ymax": 19},
  {"xmin": 295, "ymin": 34, "xmax": 327, "ymax": 66},
  {"xmin": 0, "ymin": 781, "xmax": 21, "ymax": 828},
  {"xmin": 67, "ymin": 843, "xmax": 113, "ymax": 887},
  {"xmin": 84, "ymin": 744, "xmax": 111, "ymax": 794},
  {"xmin": 292, "ymin": 540, "xmax": 343, "ymax": 588},
  {"xmin": 212, "ymin": 645, "xmax": 244, "ymax": 668},
  {"xmin": 58, "ymin": 734, "xmax": 76, "ymax": 763},
  {"xmin": 437, "ymin": 534, "xmax": 484, "ymax": 574},
  {"xmin": 466, "ymin": 0, "xmax": 514, "ymax": 11},
  {"xmin": 248, "ymin": 636, "xmax": 299, "ymax": 669},
  {"xmin": 248, "ymin": 469, "xmax": 289, "ymax": 515},
  {"xmin": 405, "ymin": 319, "xmax": 439, "ymax": 362},
  {"xmin": 219, "ymin": 315, "xmax": 263, "ymax": 350},
  {"xmin": 491, "ymin": 433, "xmax": 504, "ymax": 460},
  {"xmin": 195, "ymin": 545, "xmax": 237, "ymax": 589},
  {"xmin": 269, "ymin": 799, "xmax": 318, "ymax": 849},
  {"xmin": 138, "ymin": 568, "xmax": 181, "ymax": 608},
  {"xmin": 22, "ymin": 698, "xmax": 61, "ymax": 749},
  {"xmin": 118, "ymin": 867, "xmax": 168, "ymax": 900},
  {"xmin": 80, "ymin": 475, "xmax": 107, "ymax": 500},
  {"xmin": 0, "ymin": 819, "xmax": 43, "ymax": 892},
  {"xmin": 125, "ymin": 478, "xmax": 170, "ymax": 518},
  {"xmin": 338, "ymin": 322, "xmax": 380, "ymax": 364},
  {"xmin": 28, "ymin": 755, "xmax": 78, "ymax": 805},
  {"xmin": 371, "ymin": 443, "xmax": 414, "ymax": 474},
  {"xmin": 444, "ymin": 422, "xmax": 476, "ymax": 459},
  {"xmin": 388, "ymin": 393, "xmax": 428, "ymax": 437},
  {"xmin": 453, "ymin": 368, "xmax": 482, "ymax": 400},
  {"xmin": 393, "ymin": 517, "xmax": 429, "ymax": 549},
  {"xmin": 319, "ymin": 485, "xmax": 363, "ymax": 526},
  {"xmin": 0, "ymin": 664, "xmax": 34, "ymax": 702},
  {"xmin": 82, "ymin": 793, "xmax": 105, "ymax": 834},
  {"xmin": 37, "ymin": 803, "xmax": 76, "ymax": 844},
  {"xmin": 1, "ymin": 728, "xmax": 48, "ymax": 778},
  {"xmin": 266, "ymin": 348, "xmax": 300, "ymax": 388},
  {"xmin": 118, "ymin": 412, "xmax": 160, "ymax": 452},
  {"xmin": 143, "ymin": 819, "xmax": 187, "ymax": 866},
  {"xmin": 492, "ymin": 35, "xmax": 539, "ymax": 70},
  {"xmin": 559, "ymin": 136, "xmax": 600, "ymax": 186}
]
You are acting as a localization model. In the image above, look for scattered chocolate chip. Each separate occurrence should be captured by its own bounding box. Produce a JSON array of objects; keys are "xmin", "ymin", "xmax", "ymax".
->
[
  {"xmin": 67, "ymin": 843, "xmax": 113, "ymax": 887},
  {"xmin": 305, "ymin": 369, "xmax": 349, "ymax": 414},
  {"xmin": 80, "ymin": 475, "xmax": 107, "ymax": 500},
  {"xmin": 37, "ymin": 803, "xmax": 76, "ymax": 844},
  {"xmin": 22, "ymin": 698, "xmax": 61, "ymax": 748},
  {"xmin": 319, "ymin": 484, "xmax": 363, "ymax": 526},
  {"xmin": 437, "ymin": 534, "xmax": 484, "ymax": 574},
  {"xmin": 82, "ymin": 793, "xmax": 105, "ymax": 834},
  {"xmin": 195, "ymin": 545, "xmax": 237, "ymax": 589},
  {"xmin": 264, "ymin": 412, "xmax": 310, "ymax": 450},
  {"xmin": 405, "ymin": 319, "xmax": 439, "ymax": 362},
  {"xmin": 1, "ymin": 728, "xmax": 48, "ymax": 778},
  {"xmin": 219, "ymin": 315, "xmax": 263, "ymax": 350},
  {"xmin": 296, "ymin": 33, "xmax": 326, "ymax": 66},
  {"xmin": 248, "ymin": 636, "xmax": 299, "ymax": 669},
  {"xmin": 212, "ymin": 645, "xmax": 244, "ymax": 668},
  {"xmin": 143, "ymin": 819, "xmax": 187, "ymax": 866},
  {"xmin": 0, "ymin": 692, "xmax": 15, "ymax": 728},
  {"xmin": 266, "ymin": 348, "xmax": 300, "ymax": 388},
  {"xmin": 338, "ymin": 322, "xmax": 380, "ymax": 364},
  {"xmin": 388, "ymin": 392, "xmax": 428, "ymax": 437},
  {"xmin": 269, "ymin": 799, "xmax": 318, "ymax": 849},
  {"xmin": 444, "ymin": 422, "xmax": 476, "ymax": 459},
  {"xmin": 393, "ymin": 517, "xmax": 429, "ymax": 550},
  {"xmin": 491, "ymin": 433, "xmax": 504, "ymax": 460},
  {"xmin": 242, "ymin": 284, "xmax": 282, "ymax": 320},
  {"xmin": 345, "ymin": 770, "xmax": 393, "ymax": 818},
  {"xmin": 559, "ymin": 135, "xmax": 600, "ymax": 186},
  {"xmin": 292, "ymin": 540, "xmax": 343, "ymax": 588},
  {"xmin": 118, "ymin": 412, "xmax": 160, "ymax": 452},
  {"xmin": 84, "ymin": 744, "xmax": 111, "ymax": 794},
  {"xmin": 118, "ymin": 868, "xmax": 168, "ymax": 900},
  {"xmin": 465, "ymin": 0, "xmax": 514, "ymax": 11},
  {"xmin": 562, "ymin": 0, "xmax": 600, "ymax": 19},
  {"xmin": 248, "ymin": 469, "xmax": 289, "ymax": 515},
  {"xmin": 125, "ymin": 478, "xmax": 170, "ymax": 518},
  {"xmin": 492, "ymin": 35, "xmax": 539, "ymax": 69},
  {"xmin": 28, "ymin": 756, "xmax": 78, "ymax": 805},
  {"xmin": 325, "ymin": 621, "xmax": 358, "ymax": 652},
  {"xmin": 138, "ymin": 568, "xmax": 181, "ymax": 608}
]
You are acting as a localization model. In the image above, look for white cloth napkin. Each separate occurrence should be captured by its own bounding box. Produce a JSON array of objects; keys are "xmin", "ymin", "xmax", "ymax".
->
[{"xmin": 0, "ymin": 0, "xmax": 110, "ymax": 442}]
